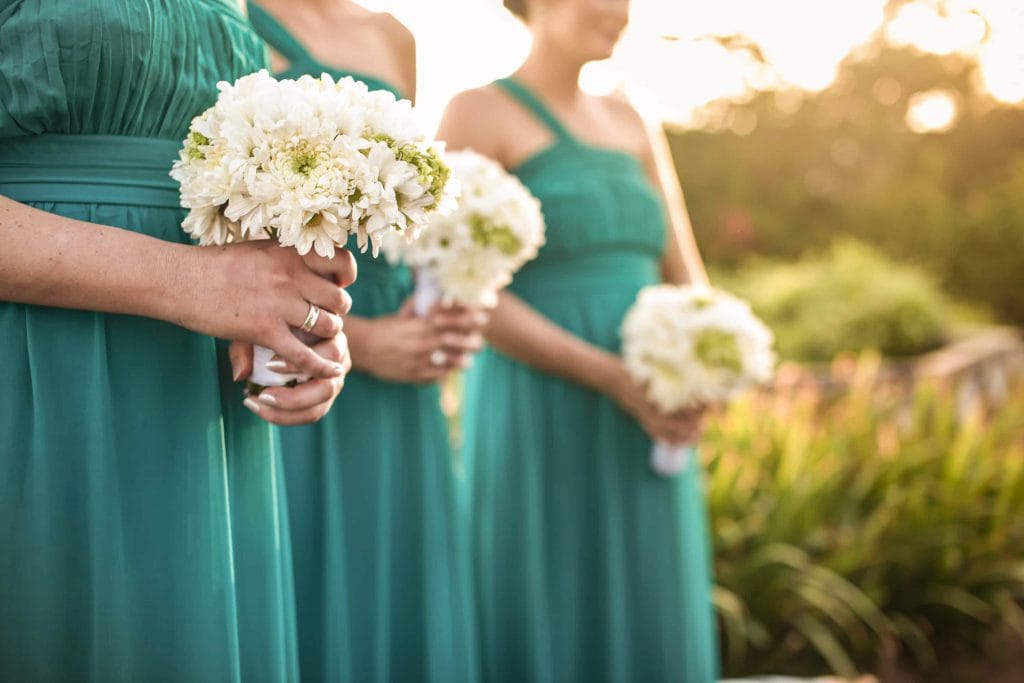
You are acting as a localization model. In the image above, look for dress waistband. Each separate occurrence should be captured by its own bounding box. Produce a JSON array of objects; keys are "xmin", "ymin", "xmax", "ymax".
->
[
  {"xmin": 511, "ymin": 251, "xmax": 660, "ymax": 297},
  {"xmin": 0, "ymin": 134, "xmax": 183, "ymax": 209}
]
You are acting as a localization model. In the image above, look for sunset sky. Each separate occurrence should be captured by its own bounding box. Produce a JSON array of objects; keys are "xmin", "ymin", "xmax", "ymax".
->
[{"xmin": 357, "ymin": 0, "xmax": 1024, "ymax": 131}]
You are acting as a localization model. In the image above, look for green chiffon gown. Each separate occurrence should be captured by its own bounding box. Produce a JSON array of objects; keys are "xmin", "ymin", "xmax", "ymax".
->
[
  {"xmin": 461, "ymin": 78, "xmax": 720, "ymax": 682},
  {"xmin": 0, "ymin": 1, "xmax": 298, "ymax": 680},
  {"xmin": 248, "ymin": 4, "xmax": 478, "ymax": 682}
]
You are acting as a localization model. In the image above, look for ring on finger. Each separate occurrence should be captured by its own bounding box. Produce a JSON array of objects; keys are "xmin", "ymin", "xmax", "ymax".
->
[
  {"xmin": 429, "ymin": 349, "xmax": 447, "ymax": 367},
  {"xmin": 300, "ymin": 302, "xmax": 321, "ymax": 333}
]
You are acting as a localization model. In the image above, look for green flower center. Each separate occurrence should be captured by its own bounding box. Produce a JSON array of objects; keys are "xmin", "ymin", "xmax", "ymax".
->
[
  {"xmin": 370, "ymin": 135, "xmax": 451, "ymax": 209},
  {"xmin": 290, "ymin": 148, "xmax": 320, "ymax": 176},
  {"xmin": 186, "ymin": 131, "xmax": 210, "ymax": 161},
  {"xmin": 693, "ymin": 328, "xmax": 743, "ymax": 372},
  {"xmin": 469, "ymin": 215, "xmax": 522, "ymax": 256}
]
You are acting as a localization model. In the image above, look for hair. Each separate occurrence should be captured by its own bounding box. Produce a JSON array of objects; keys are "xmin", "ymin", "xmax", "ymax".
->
[{"xmin": 504, "ymin": 0, "xmax": 528, "ymax": 20}]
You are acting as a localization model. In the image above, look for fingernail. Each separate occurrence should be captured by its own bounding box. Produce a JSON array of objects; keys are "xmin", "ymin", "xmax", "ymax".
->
[
  {"xmin": 266, "ymin": 360, "xmax": 288, "ymax": 372},
  {"xmin": 232, "ymin": 366, "xmax": 243, "ymax": 382},
  {"xmin": 258, "ymin": 393, "xmax": 278, "ymax": 407},
  {"xmin": 332, "ymin": 363, "xmax": 346, "ymax": 376},
  {"xmin": 243, "ymin": 397, "xmax": 261, "ymax": 414}
]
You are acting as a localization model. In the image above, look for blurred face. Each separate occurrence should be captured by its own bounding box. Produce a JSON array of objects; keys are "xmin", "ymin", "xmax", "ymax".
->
[{"xmin": 532, "ymin": 0, "xmax": 630, "ymax": 63}]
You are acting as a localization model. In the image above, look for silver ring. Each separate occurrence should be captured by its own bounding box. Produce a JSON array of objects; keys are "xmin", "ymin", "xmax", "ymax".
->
[
  {"xmin": 429, "ymin": 349, "xmax": 447, "ymax": 367},
  {"xmin": 300, "ymin": 302, "xmax": 321, "ymax": 333}
]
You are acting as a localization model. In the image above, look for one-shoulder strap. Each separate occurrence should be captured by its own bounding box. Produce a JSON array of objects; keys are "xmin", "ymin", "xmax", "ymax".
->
[
  {"xmin": 495, "ymin": 78, "xmax": 574, "ymax": 141},
  {"xmin": 247, "ymin": 2, "xmax": 314, "ymax": 66}
]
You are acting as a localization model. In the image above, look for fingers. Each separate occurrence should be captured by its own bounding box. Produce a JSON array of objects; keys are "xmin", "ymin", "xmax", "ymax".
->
[
  {"xmin": 302, "ymin": 247, "xmax": 357, "ymax": 288},
  {"xmin": 650, "ymin": 410, "xmax": 704, "ymax": 446},
  {"xmin": 430, "ymin": 305, "xmax": 488, "ymax": 333},
  {"xmin": 287, "ymin": 300, "xmax": 345, "ymax": 339},
  {"xmin": 244, "ymin": 378, "xmax": 341, "ymax": 426},
  {"xmin": 228, "ymin": 341, "xmax": 254, "ymax": 382},
  {"xmin": 265, "ymin": 334, "xmax": 350, "ymax": 376},
  {"xmin": 438, "ymin": 331, "xmax": 484, "ymax": 355},
  {"xmin": 300, "ymin": 274, "xmax": 353, "ymax": 316},
  {"xmin": 266, "ymin": 330, "xmax": 346, "ymax": 380}
]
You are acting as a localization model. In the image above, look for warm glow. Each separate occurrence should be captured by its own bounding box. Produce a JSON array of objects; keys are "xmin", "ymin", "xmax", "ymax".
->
[
  {"xmin": 886, "ymin": 2, "xmax": 988, "ymax": 55},
  {"xmin": 906, "ymin": 90, "xmax": 960, "ymax": 134},
  {"xmin": 356, "ymin": 0, "xmax": 1024, "ymax": 128}
]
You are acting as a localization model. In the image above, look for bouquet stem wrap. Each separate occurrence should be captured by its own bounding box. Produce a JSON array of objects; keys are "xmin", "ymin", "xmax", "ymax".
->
[
  {"xmin": 650, "ymin": 442, "xmax": 690, "ymax": 477},
  {"xmin": 247, "ymin": 329, "xmax": 318, "ymax": 393},
  {"xmin": 413, "ymin": 269, "xmax": 442, "ymax": 318}
]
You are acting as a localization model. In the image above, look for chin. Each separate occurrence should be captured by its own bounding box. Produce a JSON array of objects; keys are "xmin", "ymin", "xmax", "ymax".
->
[{"xmin": 583, "ymin": 42, "xmax": 617, "ymax": 62}]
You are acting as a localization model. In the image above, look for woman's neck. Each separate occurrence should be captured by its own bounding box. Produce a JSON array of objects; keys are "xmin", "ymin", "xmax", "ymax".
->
[{"xmin": 515, "ymin": 41, "xmax": 586, "ymax": 105}]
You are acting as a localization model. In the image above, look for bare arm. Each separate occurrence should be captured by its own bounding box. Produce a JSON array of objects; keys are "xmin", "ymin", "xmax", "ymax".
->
[
  {"xmin": 0, "ymin": 196, "xmax": 352, "ymax": 379},
  {"xmin": 483, "ymin": 290, "xmax": 622, "ymax": 391}
]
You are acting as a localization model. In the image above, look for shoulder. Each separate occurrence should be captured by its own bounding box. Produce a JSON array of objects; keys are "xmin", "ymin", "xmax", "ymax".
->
[
  {"xmin": 601, "ymin": 93, "xmax": 649, "ymax": 138},
  {"xmin": 370, "ymin": 11, "xmax": 415, "ymax": 53},
  {"xmin": 445, "ymin": 84, "xmax": 511, "ymax": 117},
  {"xmin": 439, "ymin": 85, "xmax": 519, "ymax": 160},
  {"xmin": 598, "ymin": 92, "xmax": 657, "ymax": 161}
]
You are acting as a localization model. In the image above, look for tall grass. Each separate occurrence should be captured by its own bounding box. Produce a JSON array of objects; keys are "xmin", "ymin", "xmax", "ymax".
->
[{"xmin": 705, "ymin": 356, "xmax": 1024, "ymax": 678}]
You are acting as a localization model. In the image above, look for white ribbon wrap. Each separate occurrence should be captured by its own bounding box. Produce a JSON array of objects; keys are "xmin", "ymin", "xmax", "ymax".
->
[
  {"xmin": 650, "ymin": 441, "xmax": 691, "ymax": 477},
  {"xmin": 247, "ymin": 329, "xmax": 319, "ymax": 389},
  {"xmin": 413, "ymin": 269, "xmax": 442, "ymax": 318}
]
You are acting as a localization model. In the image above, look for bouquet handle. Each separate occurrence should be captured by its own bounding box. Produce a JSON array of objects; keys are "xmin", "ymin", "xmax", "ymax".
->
[
  {"xmin": 413, "ymin": 269, "xmax": 442, "ymax": 318},
  {"xmin": 650, "ymin": 441, "xmax": 691, "ymax": 477},
  {"xmin": 246, "ymin": 328, "xmax": 319, "ymax": 394}
]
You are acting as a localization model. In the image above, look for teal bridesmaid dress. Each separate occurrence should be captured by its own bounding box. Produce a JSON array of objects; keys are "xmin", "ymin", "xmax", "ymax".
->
[
  {"xmin": 248, "ymin": 5, "xmax": 479, "ymax": 682},
  {"xmin": 0, "ymin": 1, "xmax": 298, "ymax": 680},
  {"xmin": 461, "ymin": 78, "xmax": 720, "ymax": 682}
]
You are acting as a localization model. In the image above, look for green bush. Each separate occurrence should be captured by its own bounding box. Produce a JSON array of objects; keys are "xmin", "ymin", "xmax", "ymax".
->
[
  {"xmin": 722, "ymin": 240, "xmax": 950, "ymax": 362},
  {"xmin": 670, "ymin": 45, "xmax": 1024, "ymax": 325},
  {"xmin": 705, "ymin": 359, "xmax": 1024, "ymax": 679}
]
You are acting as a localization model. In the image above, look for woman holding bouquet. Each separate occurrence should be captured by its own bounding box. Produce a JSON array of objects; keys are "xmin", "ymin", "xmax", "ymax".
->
[
  {"xmin": 438, "ymin": 0, "xmax": 719, "ymax": 680},
  {"xmin": 247, "ymin": 2, "xmax": 481, "ymax": 681},
  {"xmin": 0, "ymin": 0, "xmax": 354, "ymax": 680}
]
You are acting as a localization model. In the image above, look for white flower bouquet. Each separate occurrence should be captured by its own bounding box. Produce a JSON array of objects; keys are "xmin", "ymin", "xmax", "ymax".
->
[
  {"xmin": 620, "ymin": 284, "xmax": 775, "ymax": 476},
  {"xmin": 171, "ymin": 70, "xmax": 456, "ymax": 390},
  {"xmin": 384, "ymin": 149, "xmax": 545, "ymax": 315}
]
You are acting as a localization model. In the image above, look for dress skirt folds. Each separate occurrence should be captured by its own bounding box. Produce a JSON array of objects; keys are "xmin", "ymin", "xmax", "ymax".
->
[
  {"xmin": 461, "ymin": 79, "xmax": 720, "ymax": 683},
  {"xmin": 0, "ymin": 2, "xmax": 297, "ymax": 680},
  {"xmin": 246, "ymin": 4, "xmax": 479, "ymax": 680}
]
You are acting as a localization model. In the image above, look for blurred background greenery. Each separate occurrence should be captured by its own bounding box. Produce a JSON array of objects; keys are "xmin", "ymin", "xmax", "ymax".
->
[
  {"xmin": 663, "ymin": 4, "xmax": 1024, "ymax": 680},
  {"xmin": 671, "ymin": 38, "xmax": 1023, "ymax": 358}
]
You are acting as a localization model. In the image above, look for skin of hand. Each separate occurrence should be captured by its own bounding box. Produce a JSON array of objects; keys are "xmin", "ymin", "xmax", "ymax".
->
[
  {"xmin": 229, "ymin": 333, "xmax": 352, "ymax": 426},
  {"xmin": 214, "ymin": 244, "xmax": 358, "ymax": 426},
  {"xmin": 0, "ymin": 196, "xmax": 358, "ymax": 424},
  {"xmin": 332, "ymin": 297, "xmax": 487, "ymax": 385},
  {"xmin": 602, "ymin": 358, "xmax": 706, "ymax": 446}
]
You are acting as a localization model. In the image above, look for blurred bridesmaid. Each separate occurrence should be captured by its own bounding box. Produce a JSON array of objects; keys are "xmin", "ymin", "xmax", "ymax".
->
[
  {"xmin": 248, "ymin": 1, "xmax": 481, "ymax": 681},
  {"xmin": 0, "ymin": 0, "xmax": 354, "ymax": 680},
  {"xmin": 438, "ymin": 0, "xmax": 719, "ymax": 681}
]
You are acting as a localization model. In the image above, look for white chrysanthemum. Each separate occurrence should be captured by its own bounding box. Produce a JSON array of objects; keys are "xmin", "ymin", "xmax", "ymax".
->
[
  {"xmin": 170, "ymin": 69, "xmax": 455, "ymax": 257},
  {"xmin": 387, "ymin": 149, "xmax": 545, "ymax": 307},
  {"xmin": 620, "ymin": 285, "xmax": 776, "ymax": 411}
]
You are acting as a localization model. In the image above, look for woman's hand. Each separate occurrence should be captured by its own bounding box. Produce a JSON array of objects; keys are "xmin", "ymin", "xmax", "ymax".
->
[
  {"xmin": 177, "ymin": 240, "xmax": 356, "ymax": 380},
  {"xmin": 604, "ymin": 360, "xmax": 706, "ymax": 445},
  {"xmin": 228, "ymin": 333, "xmax": 351, "ymax": 426},
  {"xmin": 345, "ymin": 298, "xmax": 487, "ymax": 384}
]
